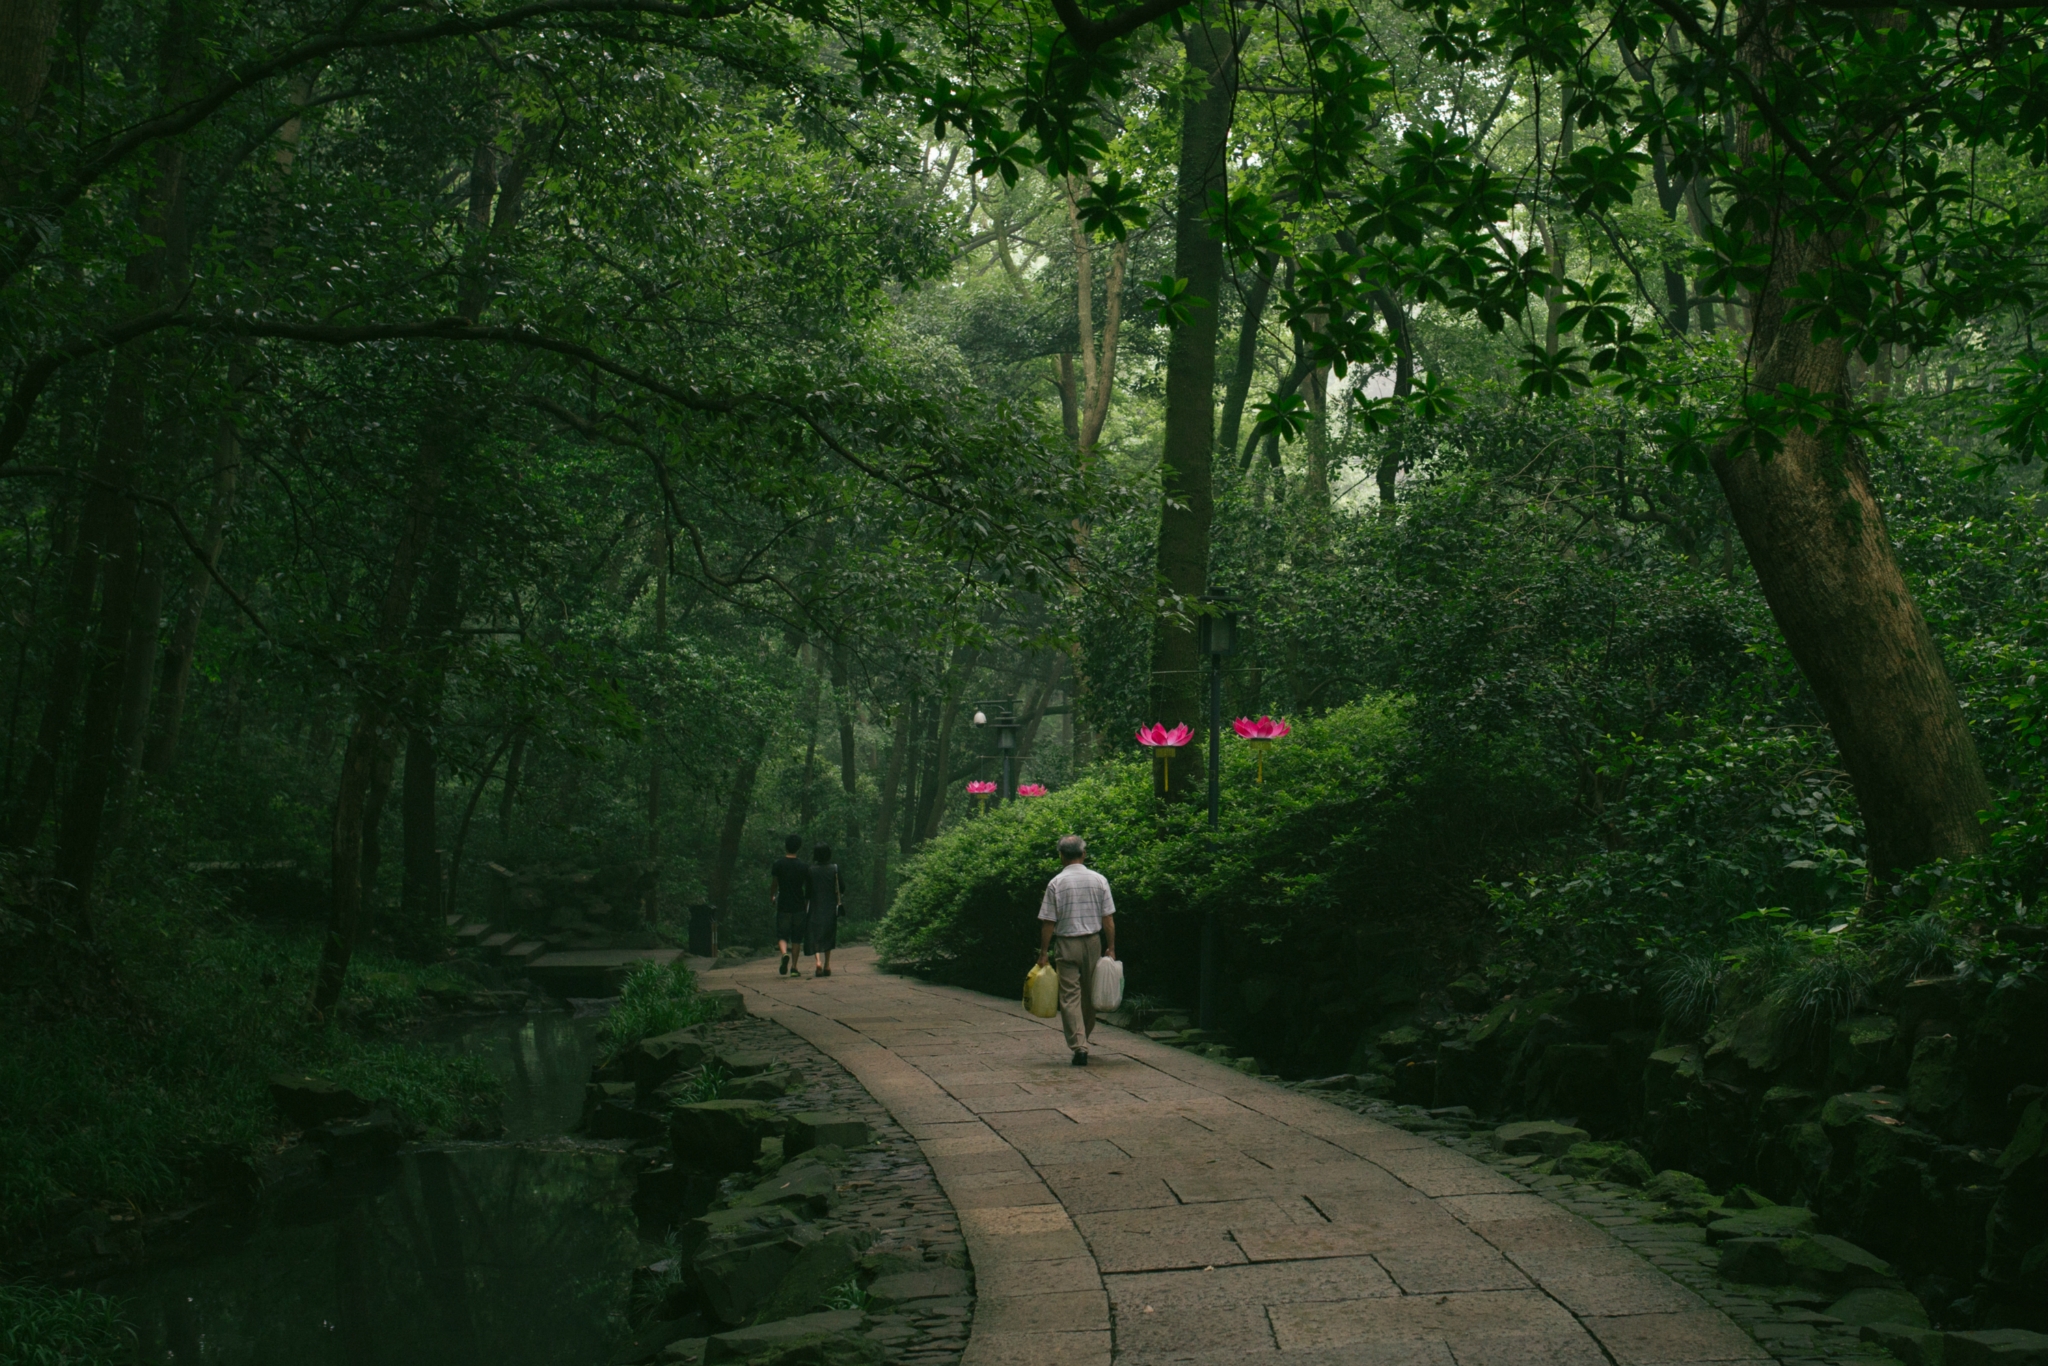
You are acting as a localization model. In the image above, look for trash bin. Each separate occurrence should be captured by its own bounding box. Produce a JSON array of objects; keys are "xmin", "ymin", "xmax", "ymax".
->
[{"xmin": 687, "ymin": 903, "xmax": 718, "ymax": 957}]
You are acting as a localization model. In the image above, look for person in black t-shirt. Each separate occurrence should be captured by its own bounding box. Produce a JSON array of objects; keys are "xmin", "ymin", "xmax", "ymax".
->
[{"xmin": 767, "ymin": 834, "xmax": 809, "ymax": 976}]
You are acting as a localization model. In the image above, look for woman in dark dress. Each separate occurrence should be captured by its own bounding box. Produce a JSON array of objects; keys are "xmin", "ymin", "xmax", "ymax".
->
[{"xmin": 804, "ymin": 844, "xmax": 843, "ymax": 977}]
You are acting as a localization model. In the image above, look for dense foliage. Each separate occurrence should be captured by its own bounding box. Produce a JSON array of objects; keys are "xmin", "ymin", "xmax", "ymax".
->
[{"xmin": 3, "ymin": 0, "xmax": 2047, "ymax": 1334}]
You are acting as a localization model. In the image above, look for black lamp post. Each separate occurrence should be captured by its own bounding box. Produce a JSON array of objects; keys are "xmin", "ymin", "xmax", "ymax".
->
[
  {"xmin": 971, "ymin": 702, "xmax": 1021, "ymax": 802},
  {"xmin": 1197, "ymin": 602, "xmax": 1238, "ymax": 1030}
]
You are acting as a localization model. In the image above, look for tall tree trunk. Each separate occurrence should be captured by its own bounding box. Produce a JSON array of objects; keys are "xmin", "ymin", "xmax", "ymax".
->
[
  {"xmin": 870, "ymin": 706, "xmax": 908, "ymax": 915},
  {"xmin": 1146, "ymin": 15, "xmax": 1236, "ymax": 799},
  {"xmin": 6, "ymin": 486, "xmax": 102, "ymax": 848},
  {"xmin": 648, "ymin": 553, "xmax": 666, "ymax": 919},
  {"xmin": 444, "ymin": 732, "xmax": 512, "ymax": 923},
  {"xmin": 1371, "ymin": 289, "xmax": 1415, "ymax": 511},
  {"xmin": 0, "ymin": 0, "xmax": 60, "ymax": 133},
  {"xmin": 1054, "ymin": 355, "xmax": 1080, "ymax": 446},
  {"xmin": 1015, "ymin": 653, "xmax": 1065, "ymax": 764},
  {"xmin": 899, "ymin": 696, "xmax": 926, "ymax": 858},
  {"xmin": 143, "ymin": 373, "xmax": 240, "ymax": 776},
  {"xmin": 498, "ymin": 733, "xmax": 525, "ymax": 838},
  {"xmin": 1710, "ymin": 0, "xmax": 1990, "ymax": 880},
  {"xmin": 102, "ymin": 535, "xmax": 165, "ymax": 842},
  {"xmin": 400, "ymin": 539, "xmax": 461, "ymax": 938},
  {"xmin": 707, "ymin": 728, "xmax": 767, "ymax": 915},
  {"xmin": 918, "ymin": 649, "xmax": 975, "ymax": 839},
  {"xmin": 797, "ymin": 648, "xmax": 823, "ymax": 830},
  {"xmin": 830, "ymin": 635, "xmax": 859, "ymax": 906},
  {"xmin": 312, "ymin": 451, "xmax": 442, "ymax": 1016},
  {"xmin": 51, "ymin": 394, "xmax": 146, "ymax": 933},
  {"xmin": 1218, "ymin": 265, "xmax": 1273, "ymax": 463}
]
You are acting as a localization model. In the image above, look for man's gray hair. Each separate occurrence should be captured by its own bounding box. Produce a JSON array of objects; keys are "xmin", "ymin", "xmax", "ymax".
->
[{"xmin": 1057, "ymin": 834, "xmax": 1087, "ymax": 861}]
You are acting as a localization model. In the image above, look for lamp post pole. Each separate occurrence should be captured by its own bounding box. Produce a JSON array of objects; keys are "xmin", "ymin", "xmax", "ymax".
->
[{"xmin": 1197, "ymin": 604, "xmax": 1237, "ymax": 1032}]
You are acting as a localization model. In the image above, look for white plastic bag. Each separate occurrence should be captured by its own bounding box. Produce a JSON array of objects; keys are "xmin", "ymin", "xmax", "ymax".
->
[
  {"xmin": 1024, "ymin": 963, "xmax": 1059, "ymax": 1018},
  {"xmin": 1091, "ymin": 955, "xmax": 1124, "ymax": 1011}
]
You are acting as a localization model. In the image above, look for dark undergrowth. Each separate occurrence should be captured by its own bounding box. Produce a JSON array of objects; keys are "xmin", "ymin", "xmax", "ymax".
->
[{"xmin": 0, "ymin": 859, "xmax": 502, "ymax": 1261}]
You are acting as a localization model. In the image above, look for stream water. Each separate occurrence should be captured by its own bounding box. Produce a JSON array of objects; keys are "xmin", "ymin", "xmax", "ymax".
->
[{"xmin": 99, "ymin": 1010, "xmax": 651, "ymax": 1365}]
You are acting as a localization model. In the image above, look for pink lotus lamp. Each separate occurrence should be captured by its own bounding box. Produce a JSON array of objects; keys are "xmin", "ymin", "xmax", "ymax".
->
[
  {"xmin": 1135, "ymin": 722, "xmax": 1192, "ymax": 791},
  {"xmin": 1016, "ymin": 783, "xmax": 1049, "ymax": 797},
  {"xmin": 1232, "ymin": 715, "xmax": 1292, "ymax": 783},
  {"xmin": 966, "ymin": 779, "xmax": 998, "ymax": 812}
]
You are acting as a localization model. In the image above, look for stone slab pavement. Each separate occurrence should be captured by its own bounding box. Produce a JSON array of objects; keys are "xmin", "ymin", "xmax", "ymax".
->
[{"xmin": 710, "ymin": 946, "xmax": 1769, "ymax": 1366}]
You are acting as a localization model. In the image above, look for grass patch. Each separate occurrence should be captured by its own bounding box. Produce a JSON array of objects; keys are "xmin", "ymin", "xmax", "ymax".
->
[
  {"xmin": 0, "ymin": 886, "xmax": 502, "ymax": 1247},
  {"xmin": 0, "ymin": 1283, "xmax": 132, "ymax": 1364},
  {"xmin": 598, "ymin": 959, "xmax": 720, "ymax": 1059}
]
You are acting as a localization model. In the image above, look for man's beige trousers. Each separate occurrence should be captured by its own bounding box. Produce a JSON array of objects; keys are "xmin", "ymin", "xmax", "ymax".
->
[{"xmin": 1053, "ymin": 932, "xmax": 1101, "ymax": 1053}]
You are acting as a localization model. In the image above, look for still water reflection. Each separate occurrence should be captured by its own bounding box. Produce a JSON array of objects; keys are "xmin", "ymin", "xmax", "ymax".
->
[
  {"xmin": 416, "ymin": 1010, "xmax": 605, "ymax": 1139},
  {"xmin": 104, "ymin": 1012, "xmax": 645, "ymax": 1364}
]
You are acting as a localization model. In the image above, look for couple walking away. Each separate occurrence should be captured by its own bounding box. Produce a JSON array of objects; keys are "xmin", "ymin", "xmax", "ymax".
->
[
  {"xmin": 1037, "ymin": 834, "xmax": 1117, "ymax": 1066},
  {"xmin": 769, "ymin": 834, "xmax": 841, "ymax": 978}
]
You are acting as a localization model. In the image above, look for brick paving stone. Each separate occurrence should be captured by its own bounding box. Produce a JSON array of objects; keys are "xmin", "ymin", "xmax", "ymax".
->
[{"xmin": 710, "ymin": 948, "xmax": 1843, "ymax": 1366}]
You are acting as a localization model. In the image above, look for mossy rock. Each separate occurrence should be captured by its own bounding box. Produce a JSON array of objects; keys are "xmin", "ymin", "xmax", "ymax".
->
[
  {"xmin": 1490, "ymin": 1121, "xmax": 1589, "ymax": 1158},
  {"xmin": 671, "ymin": 1100, "xmax": 784, "ymax": 1171},
  {"xmin": 704, "ymin": 1312, "xmax": 876, "ymax": 1366},
  {"xmin": 1557, "ymin": 1141, "xmax": 1653, "ymax": 1187},
  {"xmin": 1643, "ymin": 1168, "xmax": 1715, "ymax": 1206},
  {"xmin": 1707, "ymin": 1206, "xmax": 1817, "ymax": 1242},
  {"xmin": 1828, "ymin": 1287, "xmax": 1929, "ymax": 1329},
  {"xmin": 1907, "ymin": 1033, "xmax": 1967, "ymax": 1136},
  {"xmin": 1828, "ymin": 1016, "xmax": 1901, "ymax": 1092}
]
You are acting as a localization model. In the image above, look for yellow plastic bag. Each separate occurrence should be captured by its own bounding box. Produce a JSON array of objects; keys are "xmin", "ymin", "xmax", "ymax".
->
[{"xmin": 1024, "ymin": 963, "xmax": 1059, "ymax": 1018}]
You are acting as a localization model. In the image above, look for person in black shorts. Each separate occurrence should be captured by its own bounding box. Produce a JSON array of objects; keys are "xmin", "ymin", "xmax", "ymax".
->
[
  {"xmin": 805, "ymin": 845, "xmax": 843, "ymax": 977},
  {"xmin": 768, "ymin": 834, "xmax": 809, "ymax": 976}
]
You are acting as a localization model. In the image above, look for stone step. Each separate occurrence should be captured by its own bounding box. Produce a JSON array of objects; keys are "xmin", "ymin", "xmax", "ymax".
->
[
  {"xmin": 444, "ymin": 914, "xmax": 462, "ymax": 928},
  {"xmin": 503, "ymin": 941, "xmax": 545, "ymax": 962},
  {"xmin": 455, "ymin": 923, "xmax": 491, "ymax": 941},
  {"xmin": 526, "ymin": 947, "xmax": 683, "ymax": 996},
  {"xmin": 480, "ymin": 932, "xmax": 516, "ymax": 950}
]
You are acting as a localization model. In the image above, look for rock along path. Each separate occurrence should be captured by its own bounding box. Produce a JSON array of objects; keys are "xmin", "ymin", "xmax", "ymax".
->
[{"xmin": 709, "ymin": 946, "xmax": 1771, "ymax": 1366}]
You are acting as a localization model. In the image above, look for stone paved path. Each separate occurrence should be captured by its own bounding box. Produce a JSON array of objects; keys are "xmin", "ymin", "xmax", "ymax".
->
[{"xmin": 709, "ymin": 947, "xmax": 1771, "ymax": 1366}]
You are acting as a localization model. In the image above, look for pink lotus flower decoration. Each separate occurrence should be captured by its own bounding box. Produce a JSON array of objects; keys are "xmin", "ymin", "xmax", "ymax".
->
[
  {"xmin": 966, "ymin": 780, "xmax": 998, "ymax": 795},
  {"xmin": 1135, "ymin": 722, "xmax": 1192, "ymax": 792},
  {"xmin": 1232, "ymin": 715, "xmax": 1292, "ymax": 783},
  {"xmin": 1016, "ymin": 783, "xmax": 1049, "ymax": 797},
  {"xmin": 1134, "ymin": 723, "xmax": 1192, "ymax": 749}
]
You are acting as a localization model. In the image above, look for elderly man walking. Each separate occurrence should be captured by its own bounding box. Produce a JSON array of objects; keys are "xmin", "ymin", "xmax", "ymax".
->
[{"xmin": 1036, "ymin": 834, "xmax": 1117, "ymax": 1066}]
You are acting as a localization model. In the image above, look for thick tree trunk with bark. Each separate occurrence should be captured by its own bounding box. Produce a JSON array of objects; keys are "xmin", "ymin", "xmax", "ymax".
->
[
  {"xmin": 1717, "ymin": 0, "xmax": 1991, "ymax": 880},
  {"xmin": 1146, "ymin": 16, "xmax": 1235, "ymax": 799}
]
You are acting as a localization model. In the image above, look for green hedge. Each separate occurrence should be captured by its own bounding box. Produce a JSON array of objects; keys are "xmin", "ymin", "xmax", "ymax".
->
[{"xmin": 874, "ymin": 698, "xmax": 1414, "ymax": 1004}]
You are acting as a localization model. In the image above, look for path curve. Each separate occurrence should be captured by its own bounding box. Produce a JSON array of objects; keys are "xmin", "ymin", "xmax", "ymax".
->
[{"xmin": 707, "ymin": 947, "xmax": 1768, "ymax": 1366}]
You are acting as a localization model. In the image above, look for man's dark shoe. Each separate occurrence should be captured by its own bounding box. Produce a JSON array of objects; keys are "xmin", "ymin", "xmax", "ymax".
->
[
  {"xmin": 1071, "ymin": 1051, "xmax": 1088, "ymax": 1067},
  {"xmin": 778, "ymin": 954, "xmax": 790, "ymax": 976}
]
